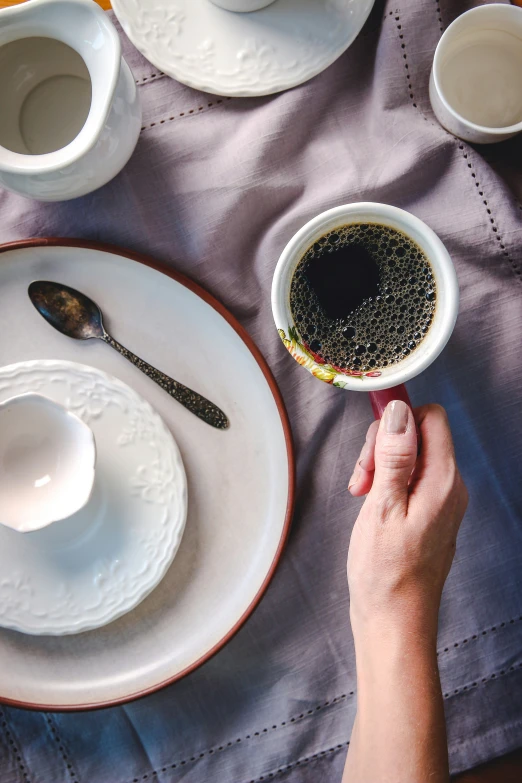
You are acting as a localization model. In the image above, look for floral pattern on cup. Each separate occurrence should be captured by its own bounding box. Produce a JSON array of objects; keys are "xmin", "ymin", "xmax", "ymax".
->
[{"xmin": 278, "ymin": 326, "xmax": 381, "ymax": 388}]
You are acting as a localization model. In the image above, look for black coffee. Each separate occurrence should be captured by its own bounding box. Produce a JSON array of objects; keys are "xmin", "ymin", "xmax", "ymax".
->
[{"xmin": 289, "ymin": 223, "xmax": 436, "ymax": 375}]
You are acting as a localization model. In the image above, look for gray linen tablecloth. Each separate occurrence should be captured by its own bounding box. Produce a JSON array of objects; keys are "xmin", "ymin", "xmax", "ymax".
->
[{"xmin": 1, "ymin": 1, "xmax": 522, "ymax": 781}]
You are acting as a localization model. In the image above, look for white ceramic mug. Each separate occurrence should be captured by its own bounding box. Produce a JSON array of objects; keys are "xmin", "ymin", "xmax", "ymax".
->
[
  {"xmin": 429, "ymin": 3, "xmax": 522, "ymax": 144},
  {"xmin": 271, "ymin": 203, "xmax": 459, "ymax": 416},
  {"xmin": 210, "ymin": 0, "xmax": 276, "ymax": 11}
]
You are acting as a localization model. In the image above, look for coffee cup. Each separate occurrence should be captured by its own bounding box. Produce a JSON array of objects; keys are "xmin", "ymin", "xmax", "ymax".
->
[
  {"xmin": 429, "ymin": 3, "xmax": 522, "ymax": 144},
  {"xmin": 271, "ymin": 203, "xmax": 459, "ymax": 417}
]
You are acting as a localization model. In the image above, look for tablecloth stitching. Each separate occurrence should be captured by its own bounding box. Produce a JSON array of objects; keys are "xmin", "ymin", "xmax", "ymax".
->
[
  {"xmin": 390, "ymin": 10, "xmax": 425, "ymax": 115},
  {"xmin": 437, "ymin": 615, "xmax": 522, "ymax": 656},
  {"xmin": 45, "ymin": 713, "xmax": 80, "ymax": 783},
  {"xmin": 433, "ymin": 0, "xmax": 445, "ymax": 32},
  {"xmin": 140, "ymin": 98, "xmax": 233, "ymax": 132},
  {"xmin": 136, "ymin": 72, "xmax": 165, "ymax": 86},
  {"xmin": 390, "ymin": 9, "xmax": 522, "ymax": 282},
  {"xmin": 123, "ymin": 694, "xmax": 355, "ymax": 783},
  {"xmin": 242, "ymin": 742, "xmax": 350, "ymax": 783},
  {"xmin": 0, "ymin": 708, "xmax": 32, "ymax": 782},
  {"xmin": 458, "ymin": 145, "xmax": 522, "ymax": 279},
  {"xmin": 125, "ymin": 741, "xmax": 351, "ymax": 783},
  {"xmin": 443, "ymin": 660, "xmax": 522, "ymax": 700}
]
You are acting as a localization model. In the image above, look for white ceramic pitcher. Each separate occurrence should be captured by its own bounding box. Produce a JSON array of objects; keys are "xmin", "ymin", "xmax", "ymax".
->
[{"xmin": 0, "ymin": 0, "xmax": 141, "ymax": 201}]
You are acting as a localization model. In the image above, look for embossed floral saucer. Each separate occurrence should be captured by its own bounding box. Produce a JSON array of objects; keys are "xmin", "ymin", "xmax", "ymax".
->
[
  {"xmin": 111, "ymin": 0, "xmax": 376, "ymax": 97},
  {"xmin": 0, "ymin": 359, "xmax": 187, "ymax": 635}
]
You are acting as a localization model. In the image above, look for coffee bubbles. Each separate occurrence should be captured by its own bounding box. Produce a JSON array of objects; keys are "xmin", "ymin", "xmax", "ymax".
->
[{"xmin": 289, "ymin": 223, "xmax": 436, "ymax": 374}]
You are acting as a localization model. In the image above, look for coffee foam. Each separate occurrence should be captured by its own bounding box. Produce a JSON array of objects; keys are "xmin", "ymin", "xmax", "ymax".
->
[{"xmin": 289, "ymin": 223, "xmax": 436, "ymax": 374}]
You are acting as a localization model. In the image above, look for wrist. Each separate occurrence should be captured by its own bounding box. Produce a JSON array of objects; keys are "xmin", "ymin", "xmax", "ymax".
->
[
  {"xmin": 353, "ymin": 622, "xmax": 440, "ymax": 714},
  {"xmin": 347, "ymin": 608, "xmax": 448, "ymax": 783},
  {"xmin": 350, "ymin": 584, "xmax": 442, "ymax": 643},
  {"xmin": 351, "ymin": 601, "xmax": 439, "ymax": 660}
]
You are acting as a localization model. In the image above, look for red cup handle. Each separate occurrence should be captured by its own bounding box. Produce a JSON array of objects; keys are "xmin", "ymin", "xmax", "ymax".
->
[{"xmin": 368, "ymin": 384, "xmax": 412, "ymax": 419}]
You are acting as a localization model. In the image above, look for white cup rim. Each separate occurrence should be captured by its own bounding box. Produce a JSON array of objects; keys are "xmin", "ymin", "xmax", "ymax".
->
[
  {"xmin": 271, "ymin": 202, "xmax": 459, "ymax": 392},
  {"xmin": 432, "ymin": 3, "xmax": 522, "ymax": 136}
]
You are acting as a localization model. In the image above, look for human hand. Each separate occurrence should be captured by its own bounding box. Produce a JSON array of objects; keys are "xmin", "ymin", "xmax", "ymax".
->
[
  {"xmin": 347, "ymin": 401, "xmax": 468, "ymax": 641},
  {"xmin": 343, "ymin": 401, "xmax": 464, "ymax": 783}
]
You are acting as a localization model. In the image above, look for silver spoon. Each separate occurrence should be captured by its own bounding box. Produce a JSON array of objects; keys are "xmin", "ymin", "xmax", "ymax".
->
[{"xmin": 28, "ymin": 281, "xmax": 229, "ymax": 430}]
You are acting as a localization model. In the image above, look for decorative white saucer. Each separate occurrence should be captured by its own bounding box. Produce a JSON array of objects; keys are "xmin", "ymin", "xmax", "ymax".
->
[
  {"xmin": 111, "ymin": 0, "xmax": 376, "ymax": 97},
  {"xmin": 0, "ymin": 359, "xmax": 187, "ymax": 636}
]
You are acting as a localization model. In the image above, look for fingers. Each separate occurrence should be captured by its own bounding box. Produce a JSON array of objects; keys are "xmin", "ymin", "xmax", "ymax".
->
[
  {"xmin": 348, "ymin": 420, "xmax": 379, "ymax": 496},
  {"xmin": 371, "ymin": 400, "xmax": 418, "ymax": 515},
  {"xmin": 408, "ymin": 404, "xmax": 468, "ymax": 536},
  {"xmin": 410, "ymin": 404, "xmax": 460, "ymax": 498},
  {"xmin": 348, "ymin": 402, "xmax": 467, "ymax": 537},
  {"xmin": 348, "ymin": 399, "xmax": 417, "ymax": 502}
]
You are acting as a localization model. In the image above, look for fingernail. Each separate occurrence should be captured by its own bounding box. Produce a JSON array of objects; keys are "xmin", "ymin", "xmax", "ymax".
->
[
  {"xmin": 359, "ymin": 439, "xmax": 373, "ymax": 471},
  {"xmin": 384, "ymin": 400, "xmax": 409, "ymax": 434},
  {"xmin": 348, "ymin": 465, "xmax": 361, "ymax": 491}
]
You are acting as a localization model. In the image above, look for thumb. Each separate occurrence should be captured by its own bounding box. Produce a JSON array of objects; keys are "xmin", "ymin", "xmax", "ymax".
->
[{"xmin": 371, "ymin": 400, "xmax": 417, "ymax": 513}]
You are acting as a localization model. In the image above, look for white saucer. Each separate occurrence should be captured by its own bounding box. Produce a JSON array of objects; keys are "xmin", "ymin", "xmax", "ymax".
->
[
  {"xmin": 111, "ymin": 0, "xmax": 376, "ymax": 97},
  {"xmin": 0, "ymin": 359, "xmax": 187, "ymax": 636}
]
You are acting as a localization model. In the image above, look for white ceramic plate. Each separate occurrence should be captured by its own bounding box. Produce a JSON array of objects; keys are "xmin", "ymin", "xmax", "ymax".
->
[
  {"xmin": 111, "ymin": 0, "xmax": 376, "ymax": 97},
  {"xmin": 0, "ymin": 360, "xmax": 187, "ymax": 635},
  {"xmin": 0, "ymin": 240, "xmax": 293, "ymax": 709}
]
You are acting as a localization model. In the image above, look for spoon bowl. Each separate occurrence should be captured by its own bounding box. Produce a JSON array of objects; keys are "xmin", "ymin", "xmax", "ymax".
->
[{"xmin": 28, "ymin": 280, "xmax": 105, "ymax": 340}]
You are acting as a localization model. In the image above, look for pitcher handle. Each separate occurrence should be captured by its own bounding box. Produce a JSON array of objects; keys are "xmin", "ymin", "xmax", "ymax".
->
[{"xmin": 368, "ymin": 384, "xmax": 412, "ymax": 419}]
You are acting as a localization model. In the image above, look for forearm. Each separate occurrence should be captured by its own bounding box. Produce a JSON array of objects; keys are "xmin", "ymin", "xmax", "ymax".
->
[
  {"xmin": 343, "ymin": 403, "xmax": 467, "ymax": 782},
  {"xmin": 343, "ymin": 621, "xmax": 448, "ymax": 783}
]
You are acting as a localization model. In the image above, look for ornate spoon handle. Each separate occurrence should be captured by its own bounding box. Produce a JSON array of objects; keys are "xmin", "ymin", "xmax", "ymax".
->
[{"xmin": 103, "ymin": 333, "xmax": 229, "ymax": 430}]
